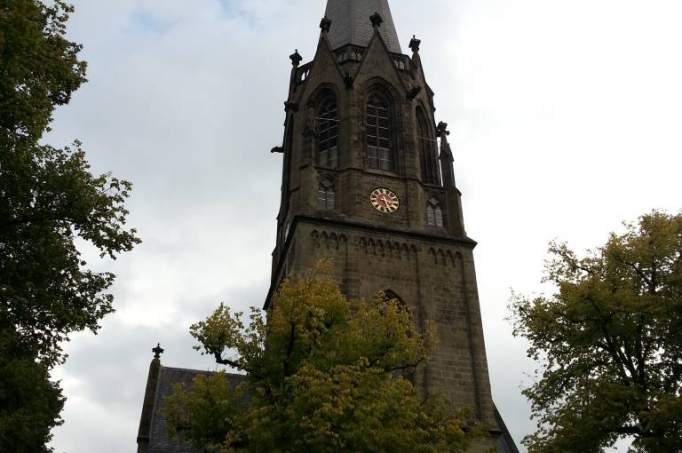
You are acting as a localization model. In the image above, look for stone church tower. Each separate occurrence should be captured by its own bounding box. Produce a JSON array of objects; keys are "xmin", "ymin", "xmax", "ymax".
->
[
  {"xmin": 265, "ymin": 0, "xmax": 517, "ymax": 451},
  {"xmin": 136, "ymin": 1, "xmax": 518, "ymax": 452}
]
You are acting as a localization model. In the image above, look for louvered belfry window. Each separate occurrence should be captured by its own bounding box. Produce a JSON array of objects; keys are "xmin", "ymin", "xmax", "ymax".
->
[
  {"xmin": 426, "ymin": 198, "xmax": 444, "ymax": 228},
  {"xmin": 317, "ymin": 95, "xmax": 339, "ymax": 169},
  {"xmin": 418, "ymin": 110, "xmax": 439, "ymax": 185},
  {"xmin": 366, "ymin": 93, "xmax": 393, "ymax": 171}
]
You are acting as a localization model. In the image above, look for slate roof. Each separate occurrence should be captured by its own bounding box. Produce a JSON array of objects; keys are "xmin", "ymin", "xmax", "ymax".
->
[
  {"xmin": 495, "ymin": 405, "xmax": 521, "ymax": 453},
  {"xmin": 138, "ymin": 363, "xmax": 519, "ymax": 453},
  {"xmin": 324, "ymin": 0, "xmax": 403, "ymax": 54},
  {"xmin": 141, "ymin": 366, "xmax": 246, "ymax": 453}
]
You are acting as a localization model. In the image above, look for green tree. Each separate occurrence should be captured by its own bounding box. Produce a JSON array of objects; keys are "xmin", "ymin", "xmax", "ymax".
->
[
  {"xmin": 0, "ymin": 0, "xmax": 86, "ymax": 148},
  {"xmin": 0, "ymin": 328, "xmax": 64, "ymax": 453},
  {"xmin": 512, "ymin": 211, "xmax": 682, "ymax": 452},
  {"xmin": 166, "ymin": 269, "xmax": 477, "ymax": 452},
  {"xmin": 0, "ymin": 0, "xmax": 140, "ymax": 449}
]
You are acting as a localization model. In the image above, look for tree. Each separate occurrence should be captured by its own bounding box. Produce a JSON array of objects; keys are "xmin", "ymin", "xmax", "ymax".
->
[
  {"xmin": 0, "ymin": 328, "xmax": 64, "ymax": 453},
  {"xmin": 0, "ymin": 0, "xmax": 86, "ymax": 148},
  {"xmin": 0, "ymin": 0, "xmax": 140, "ymax": 449},
  {"xmin": 0, "ymin": 142, "xmax": 139, "ymax": 366},
  {"xmin": 511, "ymin": 211, "xmax": 682, "ymax": 452},
  {"xmin": 165, "ymin": 269, "xmax": 477, "ymax": 452}
]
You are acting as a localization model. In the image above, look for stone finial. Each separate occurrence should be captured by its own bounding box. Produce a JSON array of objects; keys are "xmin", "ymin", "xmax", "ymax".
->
[
  {"xmin": 320, "ymin": 17, "xmax": 332, "ymax": 33},
  {"xmin": 370, "ymin": 12, "xmax": 384, "ymax": 29},
  {"xmin": 289, "ymin": 49, "xmax": 302, "ymax": 67},
  {"xmin": 409, "ymin": 35, "xmax": 421, "ymax": 53},
  {"xmin": 436, "ymin": 121, "xmax": 450, "ymax": 137},
  {"xmin": 438, "ymin": 122, "xmax": 454, "ymax": 166},
  {"xmin": 152, "ymin": 343, "xmax": 164, "ymax": 359},
  {"xmin": 438, "ymin": 122, "xmax": 455, "ymax": 187}
]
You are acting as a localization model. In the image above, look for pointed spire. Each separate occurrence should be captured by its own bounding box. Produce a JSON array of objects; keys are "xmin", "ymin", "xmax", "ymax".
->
[
  {"xmin": 437, "ymin": 122, "xmax": 453, "ymax": 160},
  {"xmin": 324, "ymin": 0, "xmax": 402, "ymax": 53},
  {"xmin": 437, "ymin": 122, "xmax": 456, "ymax": 188}
]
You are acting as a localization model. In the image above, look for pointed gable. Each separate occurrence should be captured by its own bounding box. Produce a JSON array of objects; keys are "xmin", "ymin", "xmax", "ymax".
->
[
  {"xmin": 298, "ymin": 35, "xmax": 346, "ymax": 104},
  {"xmin": 353, "ymin": 30, "xmax": 407, "ymax": 95},
  {"xmin": 324, "ymin": 0, "xmax": 402, "ymax": 54}
]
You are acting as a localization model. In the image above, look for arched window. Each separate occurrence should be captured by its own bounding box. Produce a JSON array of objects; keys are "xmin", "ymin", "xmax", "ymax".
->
[
  {"xmin": 417, "ymin": 109, "xmax": 439, "ymax": 185},
  {"xmin": 366, "ymin": 92, "xmax": 394, "ymax": 171},
  {"xmin": 383, "ymin": 290, "xmax": 403, "ymax": 304},
  {"xmin": 426, "ymin": 198, "xmax": 444, "ymax": 228},
  {"xmin": 380, "ymin": 290, "xmax": 410, "ymax": 314},
  {"xmin": 317, "ymin": 94, "xmax": 338, "ymax": 169},
  {"xmin": 317, "ymin": 179, "xmax": 336, "ymax": 210}
]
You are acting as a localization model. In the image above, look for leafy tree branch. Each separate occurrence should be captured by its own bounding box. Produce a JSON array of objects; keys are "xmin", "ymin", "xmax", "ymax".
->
[
  {"xmin": 512, "ymin": 211, "xmax": 682, "ymax": 452},
  {"xmin": 166, "ymin": 270, "xmax": 478, "ymax": 452}
]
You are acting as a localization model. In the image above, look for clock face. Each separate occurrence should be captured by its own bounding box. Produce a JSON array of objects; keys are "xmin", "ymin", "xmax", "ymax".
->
[{"xmin": 370, "ymin": 188, "xmax": 400, "ymax": 213}]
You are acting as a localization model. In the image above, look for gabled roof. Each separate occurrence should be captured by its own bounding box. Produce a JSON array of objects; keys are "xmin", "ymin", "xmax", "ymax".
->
[
  {"xmin": 137, "ymin": 362, "xmax": 520, "ymax": 452},
  {"xmin": 138, "ymin": 365, "xmax": 245, "ymax": 453},
  {"xmin": 324, "ymin": 0, "xmax": 402, "ymax": 54},
  {"xmin": 495, "ymin": 404, "xmax": 521, "ymax": 453}
]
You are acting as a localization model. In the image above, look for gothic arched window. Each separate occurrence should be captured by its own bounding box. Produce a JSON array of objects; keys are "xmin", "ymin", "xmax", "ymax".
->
[
  {"xmin": 317, "ymin": 178, "xmax": 336, "ymax": 210},
  {"xmin": 366, "ymin": 92, "xmax": 394, "ymax": 171},
  {"xmin": 317, "ymin": 94, "xmax": 339, "ymax": 169},
  {"xmin": 383, "ymin": 290, "xmax": 403, "ymax": 305},
  {"xmin": 380, "ymin": 290, "xmax": 415, "ymax": 353},
  {"xmin": 417, "ymin": 109, "xmax": 439, "ymax": 185},
  {"xmin": 426, "ymin": 198, "xmax": 444, "ymax": 228},
  {"xmin": 380, "ymin": 290, "xmax": 411, "ymax": 314}
]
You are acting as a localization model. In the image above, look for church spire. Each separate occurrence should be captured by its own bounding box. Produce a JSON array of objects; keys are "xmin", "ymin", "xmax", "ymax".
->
[{"xmin": 324, "ymin": 0, "xmax": 402, "ymax": 54}]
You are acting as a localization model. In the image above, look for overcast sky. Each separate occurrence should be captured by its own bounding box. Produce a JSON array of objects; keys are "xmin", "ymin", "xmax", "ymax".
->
[{"xmin": 46, "ymin": 1, "xmax": 682, "ymax": 452}]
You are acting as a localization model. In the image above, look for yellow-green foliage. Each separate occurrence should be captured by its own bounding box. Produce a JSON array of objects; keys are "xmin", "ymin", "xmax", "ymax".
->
[
  {"xmin": 165, "ymin": 267, "xmax": 473, "ymax": 452},
  {"xmin": 512, "ymin": 211, "xmax": 682, "ymax": 452}
]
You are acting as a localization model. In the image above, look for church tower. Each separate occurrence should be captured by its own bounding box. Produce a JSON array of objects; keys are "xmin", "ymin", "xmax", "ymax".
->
[{"xmin": 266, "ymin": 1, "xmax": 517, "ymax": 451}]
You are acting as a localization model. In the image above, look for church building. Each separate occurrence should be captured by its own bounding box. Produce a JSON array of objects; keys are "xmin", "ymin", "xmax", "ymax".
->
[{"xmin": 136, "ymin": 1, "xmax": 518, "ymax": 452}]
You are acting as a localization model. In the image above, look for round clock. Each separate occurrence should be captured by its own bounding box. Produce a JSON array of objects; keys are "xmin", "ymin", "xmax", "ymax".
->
[{"xmin": 370, "ymin": 188, "xmax": 400, "ymax": 213}]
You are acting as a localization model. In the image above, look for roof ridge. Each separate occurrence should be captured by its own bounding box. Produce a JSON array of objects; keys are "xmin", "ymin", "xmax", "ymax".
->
[{"xmin": 159, "ymin": 365, "xmax": 245, "ymax": 375}]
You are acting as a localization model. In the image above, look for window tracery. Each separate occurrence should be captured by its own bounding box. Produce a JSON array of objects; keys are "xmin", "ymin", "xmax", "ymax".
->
[
  {"xmin": 317, "ymin": 94, "xmax": 339, "ymax": 169},
  {"xmin": 417, "ymin": 109, "xmax": 439, "ymax": 185},
  {"xmin": 366, "ymin": 92, "xmax": 394, "ymax": 171},
  {"xmin": 317, "ymin": 178, "xmax": 336, "ymax": 210},
  {"xmin": 426, "ymin": 198, "xmax": 444, "ymax": 228}
]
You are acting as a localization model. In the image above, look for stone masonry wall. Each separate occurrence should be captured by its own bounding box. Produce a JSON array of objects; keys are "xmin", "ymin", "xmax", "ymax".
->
[{"xmin": 288, "ymin": 220, "xmax": 497, "ymax": 430}]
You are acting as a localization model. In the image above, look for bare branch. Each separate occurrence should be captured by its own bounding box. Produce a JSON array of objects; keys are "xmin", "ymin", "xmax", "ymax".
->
[{"xmin": 214, "ymin": 352, "xmax": 247, "ymax": 373}]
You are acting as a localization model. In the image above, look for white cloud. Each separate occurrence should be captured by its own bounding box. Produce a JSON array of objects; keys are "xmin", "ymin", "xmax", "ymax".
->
[{"xmin": 47, "ymin": 1, "xmax": 682, "ymax": 452}]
